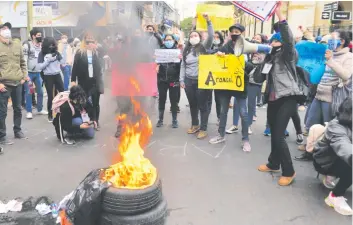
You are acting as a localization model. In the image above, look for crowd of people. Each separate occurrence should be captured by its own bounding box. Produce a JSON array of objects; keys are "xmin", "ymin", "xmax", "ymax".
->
[{"xmin": 0, "ymin": 1, "xmax": 352, "ymax": 216}]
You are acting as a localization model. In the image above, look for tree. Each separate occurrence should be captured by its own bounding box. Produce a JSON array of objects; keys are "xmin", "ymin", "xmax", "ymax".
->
[{"xmin": 180, "ymin": 17, "xmax": 193, "ymax": 35}]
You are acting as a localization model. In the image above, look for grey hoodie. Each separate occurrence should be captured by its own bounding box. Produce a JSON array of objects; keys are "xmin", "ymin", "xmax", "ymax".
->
[{"xmin": 23, "ymin": 41, "xmax": 42, "ymax": 73}]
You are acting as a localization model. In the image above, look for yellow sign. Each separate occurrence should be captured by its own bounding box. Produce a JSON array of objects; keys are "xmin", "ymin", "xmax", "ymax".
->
[
  {"xmin": 196, "ymin": 4, "xmax": 234, "ymax": 31},
  {"xmin": 198, "ymin": 55, "xmax": 245, "ymax": 91}
]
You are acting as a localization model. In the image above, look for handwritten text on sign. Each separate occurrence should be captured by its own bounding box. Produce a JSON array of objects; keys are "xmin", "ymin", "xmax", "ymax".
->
[
  {"xmin": 198, "ymin": 55, "xmax": 245, "ymax": 91},
  {"xmin": 295, "ymin": 41, "xmax": 327, "ymax": 84},
  {"xmin": 33, "ymin": 6, "xmax": 52, "ymax": 27},
  {"xmin": 155, "ymin": 49, "xmax": 181, "ymax": 63}
]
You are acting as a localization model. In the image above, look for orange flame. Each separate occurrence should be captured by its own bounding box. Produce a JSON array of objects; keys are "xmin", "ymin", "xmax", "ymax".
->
[{"xmin": 102, "ymin": 77, "xmax": 157, "ymax": 189}]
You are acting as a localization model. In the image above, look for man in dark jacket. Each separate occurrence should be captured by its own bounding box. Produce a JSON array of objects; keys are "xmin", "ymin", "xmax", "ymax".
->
[{"xmin": 208, "ymin": 23, "xmax": 252, "ymax": 153}]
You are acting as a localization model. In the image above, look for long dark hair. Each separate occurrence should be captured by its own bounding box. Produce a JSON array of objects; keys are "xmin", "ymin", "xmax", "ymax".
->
[
  {"xmin": 41, "ymin": 37, "xmax": 57, "ymax": 55},
  {"xmin": 69, "ymin": 85, "xmax": 87, "ymax": 109},
  {"xmin": 182, "ymin": 31, "xmax": 206, "ymax": 62},
  {"xmin": 335, "ymin": 29, "xmax": 352, "ymax": 48},
  {"xmin": 215, "ymin": 31, "xmax": 224, "ymax": 45},
  {"xmin": 337, "ymin": 96, "xmax": 352, "ymax": 128}
]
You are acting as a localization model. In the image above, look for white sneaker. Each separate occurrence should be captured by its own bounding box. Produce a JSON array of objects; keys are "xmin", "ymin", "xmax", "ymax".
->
[
  {"xmin": 242, "ymin": 141, "xmax": 251, "ymax": 152},
  {"xmin": 248, "ymin": 127, "xmax": 253, "ymax": 135},
  {"xmin": 37, "ymin": 110, "xmax": 48, "ymax": 115},
  {"xmin": 226, "ymin": 125, "xmax": 239, "ymax": 134},
  {"xmin": 325, "ymin": 191, "xmax": 353, "ymax": 216},
  {"xmin": 26, "ymin": 112, "xmax": 33, "ymax": 119},
  {"xmin": 209, "ymin": 135, "xmax": 226, "ymax": 144}
]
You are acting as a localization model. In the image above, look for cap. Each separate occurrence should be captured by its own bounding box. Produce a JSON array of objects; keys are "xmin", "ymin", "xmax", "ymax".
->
[{"xmin": 229, "ymin": 23, "xmax": 245, "ymax": 33}]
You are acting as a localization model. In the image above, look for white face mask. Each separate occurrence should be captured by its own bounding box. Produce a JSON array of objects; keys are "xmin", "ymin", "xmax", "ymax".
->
[
  {"xmin": 189, "ymin": 37, "xmax": 200, "ymax": 46},
  {"xmin": 213, "ymin": 39, "xmax": 220, "ymax": 45},
  {"xmin": 0, "ymin": 29, "xmax": 11, "ymax": 39}
]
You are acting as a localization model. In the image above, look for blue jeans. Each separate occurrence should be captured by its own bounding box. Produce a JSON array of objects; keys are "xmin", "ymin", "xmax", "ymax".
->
[
  {"xmin": 244, "ymin": 84, "xmax": 261, "ymax": 127},
  {"xmin": 24, "ymin": 72, "xmax": 43, "ymax": 113},
  {"xmin": 218, "ymin": 92, "xmax": 249, "ymax": 140},
  {"xmin": 72, "ymin": 117, "xmax": 95, "ymax": 139},
  {"xmin": 305, "ymin": 98, "xmax": 332, "ymax": 129},
  {"xmin": 61, "ymin": 65, "xmax": 71, "ymax": 91}
]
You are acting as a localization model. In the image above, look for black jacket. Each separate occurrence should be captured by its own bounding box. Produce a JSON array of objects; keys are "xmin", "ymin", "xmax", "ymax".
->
[
  {"xmin": 215, "ymin": 40, "xmax": 251, "ymax": 99},
  {"xmin": 157, "ymin": 46, "xmax": 181, "ymax": 83},
  {"xmin": 71, "ymin": 50, "xmax": 102, "ymax": 93}
]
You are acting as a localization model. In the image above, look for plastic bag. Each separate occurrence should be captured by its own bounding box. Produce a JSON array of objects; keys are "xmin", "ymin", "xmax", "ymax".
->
[{"xmin": 61, "ymin": 169, "xmax": 110, "ymax": 225}]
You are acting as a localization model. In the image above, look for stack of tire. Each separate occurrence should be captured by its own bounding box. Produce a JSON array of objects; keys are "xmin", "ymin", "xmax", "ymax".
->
[{"xmin": 100, "ymin": 176, "xmax": 168, "ymax": 225}]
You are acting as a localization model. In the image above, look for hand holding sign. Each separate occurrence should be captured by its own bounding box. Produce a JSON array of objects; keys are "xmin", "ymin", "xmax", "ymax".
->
[{"xmin": 325, "ymin": 50, "xmax": 333, "ymax": 61}]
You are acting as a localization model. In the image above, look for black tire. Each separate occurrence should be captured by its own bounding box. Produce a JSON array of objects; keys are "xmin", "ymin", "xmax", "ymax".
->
[
  {"xmin": 102, "ymin": 175, "xmax": 163, "ymax": 216},
  {"xmin": 100, "ymin": 198, "xmax": 168, "ymax": 225}
]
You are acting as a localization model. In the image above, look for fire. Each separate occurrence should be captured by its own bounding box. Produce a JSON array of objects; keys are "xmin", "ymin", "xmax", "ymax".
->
[{"xmin": 102, "ymin": 77, "xmax": 157, "ymax": 189}]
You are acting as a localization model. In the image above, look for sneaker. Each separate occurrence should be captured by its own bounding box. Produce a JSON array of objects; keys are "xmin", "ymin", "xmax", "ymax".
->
[
  {"xmin": 258, "ymin": 164, "xmax": 280, "ymax": 173},
  {"xmin": 15, "ymin": 131, "xmax": 27, "ymax": 139},
  {"xmin": 26, "ymin": 112, "xmax": 33, "ymax": 119},
  {"xmin": 197, "ymin": 130, "xmax": 208, "ymax": 139},
  {"xmin": 37, "ymin": 110, "xmax": 48, "ymax": 115},
  {"xmin": 0, "ymin": 138, "xmax": 12, "ymax": 146},
  {"xmin": 285, "ymin": 130, "xmax": 289, "ymax": 136},
  {"xmin": 48, "ymin": 116, "xmax": 53, "ymax": 123},
  {"xmin": 263, "ymin": 128, "xmax": 271, "ymax": 136},
  {"xmin": 325, "ymin": 191, "xmax": 353, "ymax": 216},
  {"xmin": 294, "ymin": 152, "xmax": 313, "ymax": 161},
  {"xmin": 323, "ymin": 176, "xmax": 339, "ymax": 189},
  {"xmin": 64, "ymin": 137, "xmax": 76, "ymax": 145},
  {"xmin": 248, "ymin": 127, "xmax": 253, "ymax": 135},
  {"xmin": 303, "ymin": 130, "xmax": 309, "ymax": 136},
  {"xmin": 297, "ymin": 144, "xmax": 306, "ymax": 151},
  {"xmin": 296, "ymin": 134, "xmax": 304, "ymax": 145},
  {"xmin": 253, "ymin": 116, "xmax": 257, "ymax": 122},
  {"xmin": 226, "ymin": 125, "xmax": 238, "ymax": 134},
  {"xmin": 278, "ymin": 173, "xmax": 296, "ymax": 186},
  {"xmin": 242, "ymin": 141, "xmax": 251, "ymax": 152},
  {"xmin": 156, "ymin": 120, "xmax": 163, "ymax": 128},
  {"xmin": 172, "ymin": 120, "xmax": 178, "ymax": 128},
  {"xmin": 187, "ymin": 125, "xmax": 200, "ymax": 134},
  {"xmin": 209, "ymin": 135, "xmax": 225, "ymax": 144}
]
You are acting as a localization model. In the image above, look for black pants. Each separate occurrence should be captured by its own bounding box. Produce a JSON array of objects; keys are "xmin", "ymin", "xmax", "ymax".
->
[
  {"xmin": 315, "ymin": 159, "xmax": 352, "ymax": 197},
  {"xmin": 267, "ymin": 96, "xmax": 297, "ymax": 177},
  {"xmin": 158, "ymin": 81, "xmax": 179, "ymax": 114},
  {"xmin": 0, "ymin": 85, "xmax": 23, "ymax": 138},
  {"xmin": 292, "ymin": 110, "xmax": 302, "ymax": 134},
  {"xmin": 91, "ymin": 91, "xmax": 100, "ymax": 123},
  {"xmin": 43, "ymin": 74, "xmax": 64, "ymax": 118},
  {"xmin": 184, "ymin": 77, "xmax": 211, "ymax": 131},
  {"xmin": 208, "ymin": 90, "xmax": 221, "ymax": 119}
]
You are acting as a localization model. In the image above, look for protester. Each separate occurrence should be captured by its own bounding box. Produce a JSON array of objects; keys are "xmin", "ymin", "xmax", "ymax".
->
[
  {"xmin": 71, "ymin": 33, "xmax": 102, "ymax": 130},
  {"xmin": 0, "ymin": 23, "xmax": 28, "ymax": 144},
  {"xmin": 179, "ymin": 13, "xmax": 213, "ymax": 139},
  {"xmin": 313, "ymin": 97, "xmax": 352, "ymax": 216},
  {"xmin": 305, "ymin": 30, "xmax": 352, "ymax": 130},
  {"xmin": 145, "ymin": 25, "xmax": 163, "ymax": 61},
  {"xmin": 53, "ymin": 85, "xmax": 95, "ymax": 145},
  {"xmin": 23, "ymin": 28, "xmax": 48, "ymax": 119},
  {"xmin": 58, "ymin": 34, "xmax": 73, "ymax": 91},
  {"xmin": 38, "ymin": 37, "xmax": 65, "ymax": 122},
  {"xmin": 255, "ymin": 3, "xmax": 303, "ymax": 186},
  {"xmin": 209, "ymin": 23, "xmax": 251, "ymax": 152},
  {"xmin": 156, "ymin": 34, "xmax": 181, "ymax": 128}
]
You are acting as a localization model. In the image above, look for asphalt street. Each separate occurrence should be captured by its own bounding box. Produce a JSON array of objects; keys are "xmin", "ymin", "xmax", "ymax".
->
[{"xmin": 0, "ymin": 83, "xmax": 351, "ymax": 225}]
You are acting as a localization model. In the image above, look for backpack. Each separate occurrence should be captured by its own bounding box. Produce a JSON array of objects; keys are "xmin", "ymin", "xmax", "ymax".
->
[{"xmin": 52, "ymin": 91, "xmax": 75, "ymax": 119}]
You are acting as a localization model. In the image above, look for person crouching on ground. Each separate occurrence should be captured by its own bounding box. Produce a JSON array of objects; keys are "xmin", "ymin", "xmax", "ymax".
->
[
  {"xmin": 53, "ymin": 85, "xmax": 95, "ymax": 145},
  {"xmin": 254, "ymin": 2, "xmax": 304, "ymax": 186},
  {"xmin": 156, "ymin": 34, "xmax": 181, "ymax": 128},
  {"xmin": 313, "ymin": 97, "xmax": 352, "ymax": 216}
]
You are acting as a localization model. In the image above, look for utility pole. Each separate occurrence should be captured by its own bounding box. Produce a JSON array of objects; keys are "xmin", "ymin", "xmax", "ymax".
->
[{"xmin": 27, "ymin": 1, "xmax": 33, "ymax": 32}]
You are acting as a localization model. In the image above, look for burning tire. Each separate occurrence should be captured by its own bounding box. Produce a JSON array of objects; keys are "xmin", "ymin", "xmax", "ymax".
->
[
  {"xmin": 100, "ymin": 198, "xmax": 168, "ymax": 225},
  {"xmin": 102, "ymin": 175, "xmax": 162, "ymax": 216}
]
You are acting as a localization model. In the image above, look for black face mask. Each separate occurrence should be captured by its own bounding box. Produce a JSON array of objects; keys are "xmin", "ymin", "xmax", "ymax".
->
[
  {"xmin": 49, "ymin": 46, "xmax": 57, "ymax": 53},
  {"xmin": 231, "ymin": 34, "xmax": 240, "ymax": 42},
  {"xmin": 271, "ymin": 46, "xmax": 282, "ymax": 54},
  {"xmin": 35, "ymin": 37, "xmax": 42, "ymax": 43}
]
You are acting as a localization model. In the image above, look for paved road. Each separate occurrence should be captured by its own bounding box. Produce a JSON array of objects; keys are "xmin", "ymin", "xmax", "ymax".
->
[{"xmin": 0, "ymin": 89, "xmax": 351, "ymax": 225}]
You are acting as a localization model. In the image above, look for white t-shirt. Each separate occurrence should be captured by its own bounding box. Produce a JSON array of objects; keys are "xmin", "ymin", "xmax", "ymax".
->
[{"xmin": 87, "ymin": 50, "xmax": 93, "ymax": 78}]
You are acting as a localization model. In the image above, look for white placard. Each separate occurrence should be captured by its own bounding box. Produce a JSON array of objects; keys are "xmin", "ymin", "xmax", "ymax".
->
[
  {"xmin": 33, "ymin": 6, "xmax": 53, "ymax": 27},
  {"xmin": 233, "ymin": 1, "xmax": 278, "ymax": 22},
  {"xmin": 155, "ymin": 49, "xmax": 181, "ymax": 63}
]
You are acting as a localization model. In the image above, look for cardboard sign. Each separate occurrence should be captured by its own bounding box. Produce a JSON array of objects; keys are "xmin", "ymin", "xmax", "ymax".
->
[
  {"xmin": 196, "ymin": 4, "xmax": 234, "ymax": 31},
  {"xmin": 111, "ymin": 63, "xmax": 157, "ymax": 96},
  {"xmin": 198, "ymin": 55, "xmax": 245, "ymax": 91},
  {"xmin": 155, "ymin": 49, "xmax": 181, "ymax": 63},
  {"xmin": 295, "ymin": 41, "xmax": 327, "ymax": 84},
  {"xmin": 232, "ymin": 1, "xmax": 278, "ymax": 22}
]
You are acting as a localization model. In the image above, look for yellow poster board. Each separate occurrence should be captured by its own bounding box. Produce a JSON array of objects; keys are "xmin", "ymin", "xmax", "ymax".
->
[
  {"xmin": 198, "ymin": 55, "xmax": 245, "ymax": 91},
  {"xmin": 196, "ymin": 4, "xmax": 235, "ymax": 31}
]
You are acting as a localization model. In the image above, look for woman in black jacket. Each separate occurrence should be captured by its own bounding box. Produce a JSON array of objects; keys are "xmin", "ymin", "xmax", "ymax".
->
[
  {"xmin": 71, "ymin": 33, "xmax": 102, "ymax": 130},
  {"xmin": 156, "ymin": 34, "xmax": 181, "ymax": 128}
]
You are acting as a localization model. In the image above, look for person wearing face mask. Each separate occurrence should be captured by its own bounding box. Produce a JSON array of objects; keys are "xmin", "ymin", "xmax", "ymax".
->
[
  {"xmin": 305, "ymin": 30, "xmax": 352, "ymax": 132},
  {"xmin": 0, "ymin": 23, "xmax": 29, "ymax": 144},
  {"xmin": 179, "ymin": 13, "xmax": 214, "ymax": 139},
  {"xmin": 156, "ymin": 34, "xmax": 181, "ymax": 128},
  {"xmin": 53, "ymin": 85, "xmax": 95, "ymax": 145},
  {"xmin": 253, "ymin": 2, "xmax": 305, "ymax": 186},
  {"xmin": 23, "ymin": 28, "xmax": 48, "ymax": 120},
  {"xmin": 209, "ymin": 23, "xmax": 252, "ymax": 152},
  {"xmin": 58, "ymin": 34, "xmax": 73, "ymax": 91},
  {"xmin": 71, "ymin": 33, "xmax": 102, "ymax": 131}
]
